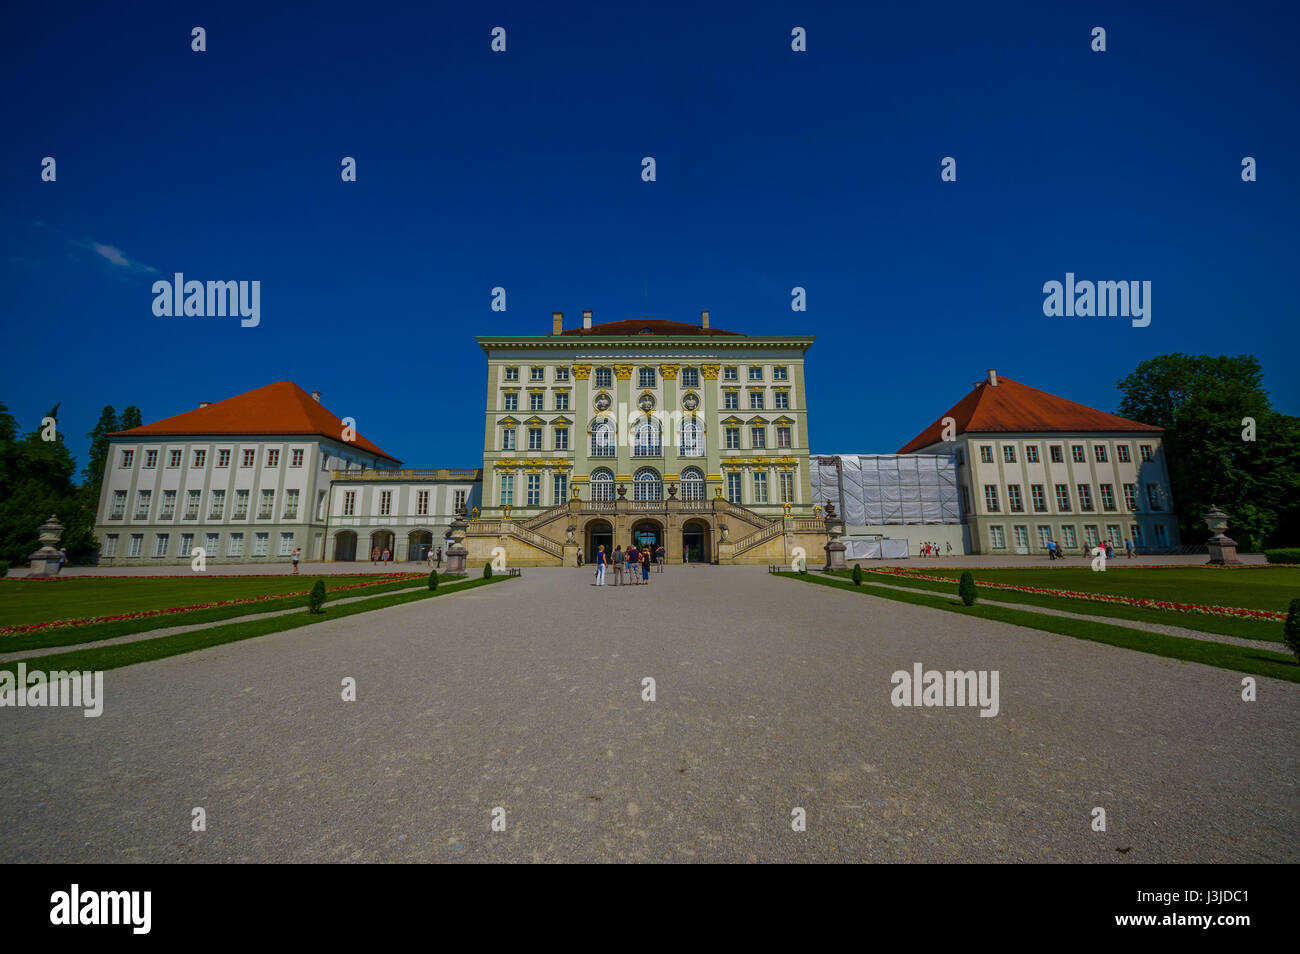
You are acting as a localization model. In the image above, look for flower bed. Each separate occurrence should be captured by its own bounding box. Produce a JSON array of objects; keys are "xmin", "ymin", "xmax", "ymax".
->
[
  {"xmin": 0, "ymin": 576, "xmax": 421, "ymax": 636},
  {"xmin": 861, "ymin": 567, "xmax": 1287, "ymax": 621}
]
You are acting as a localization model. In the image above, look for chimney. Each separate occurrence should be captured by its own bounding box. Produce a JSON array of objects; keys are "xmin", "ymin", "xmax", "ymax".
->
[
  {"xmin": 582, "ymin": 309, "xmax": 592, "ymax": 330},
  {"xmin": 552, "ymin": 311, "xmax": 563, "ymax": 334},
  {"xmin": 199, "ymin": 401, "xmax": 210, "ymax": 409},
  {"xmin": 311, "ymin": 390, "xmax": 322, "ymax": 402},
  {"xmin": 986, "ymin": 369, "xmax": 998, "ymax": 387},
  {"xmin": 701, "ymin": 309, "xmax": 710, "ymax": 329}
]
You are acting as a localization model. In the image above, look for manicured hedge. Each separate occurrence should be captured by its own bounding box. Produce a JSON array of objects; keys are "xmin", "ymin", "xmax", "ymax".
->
[{"xmin": 1264, "ymin": 548, "xmax": 1300, "ymax": 564}]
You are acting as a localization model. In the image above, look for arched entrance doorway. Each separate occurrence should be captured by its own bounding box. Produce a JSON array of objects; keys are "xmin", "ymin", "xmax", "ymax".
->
[
  {"xmin": 333, "ymin": 530, "xmax": 357, "ymax": 562},
  {"xmin": 408, "ymin": 530, "xmax": 433, "ymax": 562},
  {"xmin": 630, "ymin": 519, "xmax": 663, "ymax": 551},
  {"xmin": 682, "ymin": 519, "xmax": 710, "ymax": 563},
  {"xmin": 586, "ymin": 519, "xmax": 613, "ymax": 558},
  {"xmin": 369, "ymin": 530, "xmax": 395, "ymax": 561}
]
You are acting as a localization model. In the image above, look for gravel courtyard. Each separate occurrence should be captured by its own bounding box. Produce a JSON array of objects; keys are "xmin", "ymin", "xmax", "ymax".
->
[{"xmin": 2, "ymin": 565, "xmax": 1295, "ymax": 863}]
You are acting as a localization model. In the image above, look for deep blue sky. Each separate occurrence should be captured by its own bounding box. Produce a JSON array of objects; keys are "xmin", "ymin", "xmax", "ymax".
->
[{"xmin": 3, "ymin": 1, "xmax": 1297, "ymax": 472}]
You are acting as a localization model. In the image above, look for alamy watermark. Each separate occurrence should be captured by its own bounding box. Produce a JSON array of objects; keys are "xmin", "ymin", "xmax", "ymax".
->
[
  {"xmin": 891, "ymin": 663, "xmax": 999, "ymax": 717},
  {"xmin": 0, "ymin": 663, "xmax": 104, "ymax": 717},
  {"xmin": 1042, "ymin": 272, "xmax": 1150, "ymax": 327},
  {"xmin": 152, "ymin": 273, "xmax": 260, "ymax": 327}
]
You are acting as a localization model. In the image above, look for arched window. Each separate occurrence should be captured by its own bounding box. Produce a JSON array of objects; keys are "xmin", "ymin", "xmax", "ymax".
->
[
  {"xmin": 591, "ymin": 468, "xmax": 615, "ymax": 502},
  {"xmin": 632, "ymin": 418, "xmax": 661, "ymax": 457},
  {"xmin": 680, "ymin": 418, "xmax": 702, "ymax": 457},
  {"xmin": 680, "ymin": 467, "xmax": 705, "ymax": 501},
  {"xmin": 634, "ymin": 467, "xmax": 663, "ymax": 501},
  {"xmin": 591, "ymin": 418, "xmax": 616, "ymax": 457}
]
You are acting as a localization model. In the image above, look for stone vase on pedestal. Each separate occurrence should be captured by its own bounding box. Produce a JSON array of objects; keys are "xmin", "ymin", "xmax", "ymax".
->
[
  {"xmin": 445, "ymin": 511, "xmax": 469, "ymax": 577},
  {"xmin": 1204, "ymin": 506, "xmax": 1241, "ymax": 565},
  {"xmin": 28, "ymin": 514, "xmax": 65, "ymax": 578}
]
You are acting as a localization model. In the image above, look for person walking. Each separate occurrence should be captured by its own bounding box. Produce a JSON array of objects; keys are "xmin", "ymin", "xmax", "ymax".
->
[
  {"xmin": 291, "ymin": 547, "xmax": 301, "ymax": 575},
  {"xmin": 1125, "ymin": 537, "xmax": 1135, "ymax": 559},
  {"xmin": 641, "ymin": 546, "xmax": 651, "ymax": 584},
  {"xmin": 436, "ymin": 546, "xmax": 443, "ymax": 568},
  {"xmin": 381, "ymin": 547, "xmax": 391, "ymax": 566},
  {"xmin": 371, "ymin": 545, "xmax": 380, "ymax": 565},
  {"xmin": 612, "ymin": 545, "xmax": 624, "ymax": 585},
  {"xmin": 945, "ymin": 541, "xmax": 952, "ymax": 556},
  {"xmin": 655, "ymin": 544, "xmax": 665, "ymax": 572},
  {"xmin": 595, "ymin": 545, "xmax": 607, "ymax": 586},
  {"xmin": 577, "ymin": 545, "xmax": 584, "ymax": 567},
  {"xmin": 626, "ymin": 544, "xmax": 638, "ymax": 583},
  {"xmin": 683, "ymin": 542, "xmax": 689, "ymax": 564}
]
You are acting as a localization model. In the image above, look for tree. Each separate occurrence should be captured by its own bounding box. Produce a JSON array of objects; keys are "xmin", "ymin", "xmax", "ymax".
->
[
  {"xmin": 84, "ymin": 406, "xmax": 118, "ymax": 491},
  {"xmin": 1116, "ymin": 354, "xmax": 1300, "ymax": 550},
  {"xmin": 958, "ymin": 571, "xmax": 977, "ymax": 606}
]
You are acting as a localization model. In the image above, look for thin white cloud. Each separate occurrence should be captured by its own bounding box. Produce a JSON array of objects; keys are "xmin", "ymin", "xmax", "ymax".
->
[{"xmin": 76, "ymin": 237, "xmax": 157, "ymax": 273}]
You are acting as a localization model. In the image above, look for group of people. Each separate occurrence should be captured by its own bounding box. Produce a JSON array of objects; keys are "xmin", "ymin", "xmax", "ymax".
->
[
  {"xmin": 1045, "ymin": 538, "xmax": 1135, "ymax": 560},
  {"xmin": 590, "ymin": 543, "xmax": 665, "ymax": 586},
  {"xmin": 918, "ymin": 541, "xmax": 951, "ymax": 557}
]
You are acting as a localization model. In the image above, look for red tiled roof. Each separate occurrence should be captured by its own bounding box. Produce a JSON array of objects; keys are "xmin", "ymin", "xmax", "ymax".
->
[
  {"xmin": 109, "ymin": 381, "xmax": 401, "ymax": 463},
  {"xmin": 557, "ymin": 318, "xmax": 742, "ymax": 337},
  {"xmin": 897, "ymin": 375, "xmax": 1161, "ymax": 454}
]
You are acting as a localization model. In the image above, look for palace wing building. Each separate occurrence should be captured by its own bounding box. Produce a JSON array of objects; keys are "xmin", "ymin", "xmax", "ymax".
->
[{"xmin": 896, "ymin": 370, "xmax": 1180, "ymax": 555}]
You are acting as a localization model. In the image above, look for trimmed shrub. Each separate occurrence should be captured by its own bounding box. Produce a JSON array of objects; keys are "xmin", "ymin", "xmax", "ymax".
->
[
  {"xmin": 851, "ymin": 563, "xmax": 863, "ymax": 585},
  {"xmin": 427, "ymin": 570, "xmax": 439, "ymax": 591},
  {"xmin": 1285, "ymin": 598, "xmax": 1300, "ymax": 662},
  {"xmin": 483, "ymin": 562, "xmax": 493, "ymax": 579},
  {"xmin": 1265, "ymin": 548, "xmax": 1300, "ymax": 565},
  {"xmin": 307, "ymin": 580, "xmax": 327, "ymax": 614},
  {"xmin": 958, "ymin": 571, "xmax": 977, "ymax": 606},
  {"xmin": 0, "ymin": 560, "xmax": 9, "ymax": 578}
]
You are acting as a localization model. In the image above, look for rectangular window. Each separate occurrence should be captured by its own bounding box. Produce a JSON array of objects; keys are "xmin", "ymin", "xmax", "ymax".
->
[
  {"xmin": 205, "ymin": 532, "xmax": 219, "ymax": 554},
  {"xmin": 749, "ymin": 391, "xmax": 765, "ymax": 410},
  {"xmin": 168, "ymin": 449, "xmax": 182, "ymax": 468},
  {"xmin": 1154, "ymin": 524, "xmax": 1169, "ymax": 547},
  {"xmin": 209, "ymin": 490, "xmax": 225, "ymax": 519},
  {"xmin": 217, "ymin": 449, "xmax": 230, "ymax": 468},
  {"xmin": 748, "ymin": 366, "xmax": 763, "ymax": 381},
  {"xmin": 1031, "ymin": 484, "xmax": 1047, "ymax": 512},
  {"xmin": 530, "ymin": 366, "xmax": 545, "ymax": 382},
  {"xmin": 179, "ymin": 532, "xmax": 193, "ymax": 556},
  {"xmin": 554, "ymin": 428, "xmax": 569, "ymax": 451},
  {"xmin": 725, "ymin": 427, "xmax": 740, "ymax": 449},
  {"xmin": 1055, "ymin": 484, "xmax": 1071, "ymax": 511},
  {"xmin": 726, "ymin": 472, "xmax": 742, "ymax": 503},
  {"xmin": 234, "ymin": 490, "xmax": 249, "ymax": 518},
  {"xmin": 1130, "ymin": 524, "xmax": 1143, "ymax": 546},
  {"xmin": 241, "ymin": 449, "xmax": 255, "ymax": 467},
  {"xmin": 639, "ymin": 367, "xmax": 656, "ymax": 388},
  {"xmin": 291, "ymin": 448, "xmax": 304, "ymax": 467},
  {"xmin": 774, "ymin": 391, "xmax": 790, "ymax": 410},
  {"xmin": 1069, "ymin": 445, "xmax": 1085, "ymax": 463},
  {"xmin": 753, "ymin": 471, "xmax": 769, "ymax": 503},
  {"xmin": 160, "ymin": 490, "xmax": 176, "ymax": 518},
  {"xmin": 960, "ymin": 485, "xmax": 970, "ymax": 514},
  {"xmin": 343, "ymin": 491, "xmax": 356, "ymax": 516},
  {"xmin": 1116, "ymin": 445, "xmax": 1131, "ymax": 463},
  {"xmin": 1007, "ymin": 484, "xmax": 1023, "ymax": 512},
  {"xmin": 773, "ymin": 366, "xmax": 788, "ymax": 381},
  {"xmin": 1100, "ymin": 484, "xmax": 1116, "ymax": 511},
  {"xmin": 154, "ymin": 534, "xmax": 169, "ymax": 558},
  {"xmin": 980, "ymin": 445, "xmax": 993, "ymax": 463},
  {"xmin": 1014, "ymin": 525, "xmax": 1030, "ymax": 551},
  {"xmin": 529, "ymin": 393, "xmax": 544, "ymax": 411},
  {"xmin": 145, "ymin": 449, "xmax": 158, "ymax": 468},
  {"xmin": 1140, "ymin": 445, "xmax": 1154, "ymax": 462},
  {"xmin": 185, "ymin": 490, "xmax": 201, "ymax": 519},
  {"xmin": 989, "ymin": 526, "xmax": 1006, "ymax": 549},
  {"xmin": 504, "ymin": 366, "xmax": 519, "ymax": 381},
  {"xmin": 750, "ymin": 426, "xmax": 766, "ymax": 449},
  {"xmin": 135, "ymin": 490, "xmax": 152, "ymax": 519},
  {"xmin": 111, "ymin": 491, "xmax": 127, "ymax": 518},
  {"xmin": 1062, "ymin": 525, "xmax": 1077, "ymax": 548},
  {"xmin": 555, "ymin": 366, "xmax": 570, "ymax": 382},
  {"xmin": 777, "ymin": 426, "xmax": 791, "ymax": 448},
  {"xmin": 253, "ymin": 533, "xmax": 269, "ymax": 557},
  {"xmin": 1025, "ymin": 445, "xmax": 1040, "ymax": 463},
  {"xmin": 984, "ymin": 485, "xmax": 1000, "ymax": 512},
  {"xmin": 317, "ymin": 491, "xmax": 327, "ymax": 519},
  {"xmin": 503, "ymin": 393, "xmax": 518, "ymax": 411},
  {"xmin": 724, "ymin": 392, "xmax": 739, "ymax": 410},
  {"xmin": 1123, "ymin": 483, "xmax": 1137, "ymax": 511},
  {"xmin": 1094, "ymin": 445, "xmax": 1108, "ymax": 463},
  {"xmin": 779, "ymin": 470, "xmax": 794, "ymax": 503},
  {"xmin": 553, "ymin": 473, "xmax": 568, "ymax": 504},
  {"xmin": 595, "ymin": 367, "xmax": 612, "ymax": 388},
  {"xmin": 259, "ymin": 490, "xmax": 274, "ymax": 518},
  {"xmin": 500, "ymin": 474, "xmax": 514, "ymax": 506},
  {"xmin": 1106, "ymin": 525, "xmax": 1123, "ymax": 546},
  {"xmin": 380, "ymin": 491, "xmax": 392, "ymax": 516},
  {"xmin": 228, "ymin": 533, "xmax": 244, "ymax": 556},
  {"xmin": 1037, "ymin": 526, "xmax": 1052, "ymax": 549},
  {"xmin": 1146, "ymin": 483, "xmax": 1162, "ymax": 510},
  {"xmin": 681, "ymin": 368, "xmax": 699, "ymax": 387},
  {"xmin": 417, "ymin": 490, "xmax": 430, "ymax": 516},
  {"xmin": 284, "ymin": 488, "xmax": 299, "ymax": 518},
  {"xmin": 502, "ymin": 428, "xmax": 516, "ymax": 450},
  {"xmin": 279, "ymin": 532, "xmax": 294, "ymax": 556},
  {"xmin": 193, "ymin": 449, "xmax": 206, "ymax": 468},
  {"xmin": 1078, "ymin": 484, "xmax": 1094, "ymax": 511},
  {"xmin": 723, "ymin": 366, "xmax": 738, "ymax": 381},
  {"xmin": 554, "ymin": 392, "xmax": 569, "ymax": 411},
  {"xmin": 1084, "ymin": 525, "xmax": 1100, "ymax": 548},
  {"xmin": 527, "ymin": 474, "xmax": 541, "ymax": 506},
  {"xmin": 128, "ymin": 534, "xmax": 143, "ymax": 558},
  {"xmin": 1050, "ymin": 445, "xmax": 1063, "ymax": 463},
  {"xmin": 121, "ymin": 449, "xmax": 135, "ymax": 468},
  {"xmin": 1003, "ymin": 446, "xmax": 1016, "ymax": 464},
  {"xmin": 528, "ymin": 427, "xmax": 543, "ymax": 450},
  {"xmin": 103, "ymin": 534, "xmax": 119, "ymax": 557}
]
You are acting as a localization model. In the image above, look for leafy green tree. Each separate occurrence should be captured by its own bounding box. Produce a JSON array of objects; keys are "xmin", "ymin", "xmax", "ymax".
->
[
  {"xmin": 84, "ymin": 406, "xmax": 119, "ymax": 491},
  {"xmin": 1116, "ymin": 354, "xmax": 1300, "ymax": 550}
]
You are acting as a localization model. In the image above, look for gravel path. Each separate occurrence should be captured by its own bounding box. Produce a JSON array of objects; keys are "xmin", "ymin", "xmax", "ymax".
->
[{"xmin": 1, "ymin": 566, "xmax": 1294, "ymax": 863}]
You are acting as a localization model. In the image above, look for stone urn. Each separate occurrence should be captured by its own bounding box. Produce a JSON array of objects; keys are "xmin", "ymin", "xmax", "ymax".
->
[
  {"xmin": 1204, "ymin": 506, "xmax": 1240, "ymax": 565},
  {"xmin": 445, "ymin": 507, "xmax": 470, "ymax": 576},
  {"xmin": 28, "ymin": 514, "xmax": 65, "ymax": 578}
]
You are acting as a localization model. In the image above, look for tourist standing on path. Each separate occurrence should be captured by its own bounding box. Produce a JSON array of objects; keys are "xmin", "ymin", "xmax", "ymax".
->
[
  {"xmin": 1125, "ymin": 537, "xmax": 1135, "ymax": 559},
  {"xmin": 612, "ymin": 546, "xmax": 624, "ymax": 585},
  {"xmin": 641, "ymin": 546, "xmax": 651, "ymax": 584},
  {"xmin": 655, "ymin": 544, "xmax": 665, "ymax": 572},
  {"xmin": 291, "ymin": 547, "xmax": 301, "ymax": 575},
  {"xmin": 683, "ymin": 543, "xmax": 689, "ymax": 564},
  {"xmin": 626, "ymin": 544, "xmax": 638, "ymax": 583},
  {"xmin": 381, "ymin": 547, "xmax": 391, "ymax": 566},
  {"xmin": 595, "ymin": 545, "xmax": 607, "ymax": 586},
  {"xmin": 371, "ymin": 545, "xmax": 380, "ymax": 565},
  {"xmin": 577, "ymin": 546, "xmax": 584, "ymax": 567},
  {"xmin": 945, "ymin": 541, "xmax": 952, "ymax": 556},
  {"xmin": 436, "ymin": 546, "xmax": 443, "ymax": 568}
]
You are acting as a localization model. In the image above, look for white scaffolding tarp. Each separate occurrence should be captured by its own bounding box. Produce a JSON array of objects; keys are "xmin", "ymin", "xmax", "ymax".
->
[
  {"xmin": 843, "ymin": 538, "xmax": 911, "ymax": 560},
  {"xmin": 811, "ymin": 454, "xmax": 961, "ymax": 526}
]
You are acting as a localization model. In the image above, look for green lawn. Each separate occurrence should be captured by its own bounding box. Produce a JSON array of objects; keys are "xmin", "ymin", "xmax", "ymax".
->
[
  {"xmin": 890, "ymin": 565, "xmax": 1300, "ymax": 612},
  {"xmin": 831, "ymin": 568, "xmax": 1287, "ymax": 643},
  {"xmin": 0, "ymin": 573, "xmax": 424, "ymax": 627}
]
